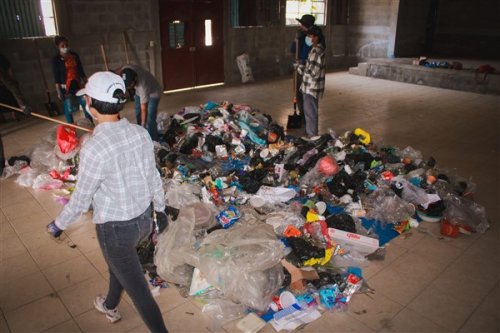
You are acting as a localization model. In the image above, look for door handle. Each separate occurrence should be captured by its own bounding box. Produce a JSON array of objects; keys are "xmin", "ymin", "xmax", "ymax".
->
[{"xmin": 189, "ymin": 46, "xmax": 196, "ymax": 52}]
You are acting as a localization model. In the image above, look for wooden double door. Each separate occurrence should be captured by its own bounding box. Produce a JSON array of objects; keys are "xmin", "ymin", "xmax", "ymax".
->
[{"xmin": 159, "ymin": 0, "xmax": 224, "ymax": 91}]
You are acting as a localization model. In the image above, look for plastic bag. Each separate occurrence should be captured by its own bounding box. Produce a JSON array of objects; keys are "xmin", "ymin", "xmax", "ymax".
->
[
  {"xmin": 201, "ymin": 299, "xmax": 247, "ymax": 328},
  {"xmin": 392, "ymin": 177, "xmax": 428, "ymax": 206},
  {"xmin": 363, "ymin": 188, "xmax": 415, "ymax": 224},
  {"xmin": 443, "ymin": 195, "xmax": 489, "ymax": 233},
  {"xmin": 265, "ymin": 211, "xmax": 305, "ymax": 236},
  {"xmin": 15, "ymin": 168, "xmax": 40, "ymax": 187},
  {"xmin": 195, "ymin": 224, "xmax": 286, "ymax": 310},
  {"xmin": 157, "ymin": 112, "xmax": 171, "ymax": 135},
  {"xmin": 56, "ymin": 125, "xmax": 79, "ymax": 155},
  {"xmin": 154, "ymin": 205, "xmax": 197, "ymax": 286},
  {"xmin": 30, "ymin": 140, "xmax": 61, "ymax": 171},
  {"xmin": 164, "ymin": 180, "xmax": 201, "ymax": 209},
  {"xmin": 236, "ymin": 53, "xmax": 254, "ymax": 84},
  {"xmin": 249, "ymin": 186, "xmax": 297, "ymax": 207},
  {"xmin": 32, "ymin": 174, "xmax": 64, "ymax": 190}
]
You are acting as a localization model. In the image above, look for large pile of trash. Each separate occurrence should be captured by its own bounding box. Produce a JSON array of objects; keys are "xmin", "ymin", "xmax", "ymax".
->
[{"xmin": 7, "ymin": 101, "xmax": 489, "ymax": 331}]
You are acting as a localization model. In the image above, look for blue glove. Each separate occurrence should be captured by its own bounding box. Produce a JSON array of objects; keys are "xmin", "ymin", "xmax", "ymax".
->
[{"xmin": 47, "ymin": 221, "xmax": 63, "ymax": 238}]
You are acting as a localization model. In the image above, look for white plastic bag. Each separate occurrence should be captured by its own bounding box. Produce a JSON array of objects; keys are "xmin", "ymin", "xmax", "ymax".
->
[{"xmin": 236, "ymin": 53, "xmax": 254, "ymax": 83}]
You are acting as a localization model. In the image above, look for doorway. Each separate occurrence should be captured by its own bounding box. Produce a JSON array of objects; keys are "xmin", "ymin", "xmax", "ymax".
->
[{"xmin": 159, "ymin": 0, "xmax": 224, "ymax": 91}]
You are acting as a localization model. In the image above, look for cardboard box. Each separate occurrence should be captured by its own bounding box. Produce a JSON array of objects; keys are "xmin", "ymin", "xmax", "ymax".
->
[{"xmin": 327, "ymin": 228, "xmax": 379, "ymax": 255}]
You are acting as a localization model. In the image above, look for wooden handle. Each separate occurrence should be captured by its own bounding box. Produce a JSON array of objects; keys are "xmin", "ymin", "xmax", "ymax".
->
[
  {"xmin": 123, "ymin": 32, "xmax": 130, "ymax": 64},
  {"xmin": 100, "ymin": 44, "xmax": 109, "ymax": 71},
  {"xmin": 0, "ymin": 102, "xmax": 92, "ymax": 132}
]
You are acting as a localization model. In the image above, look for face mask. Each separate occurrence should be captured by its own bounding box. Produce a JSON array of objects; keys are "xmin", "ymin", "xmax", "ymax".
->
[
  {"xmin": 305, "ymin": 36, "xmax": 313, "ymax": 47},
  {"xmin": 86, "ymin": 104, "xmax": 98, "ymax": 121},
  {"xmin": 60, "ymin": 47, "xmax": 69, "ymax": 54}
]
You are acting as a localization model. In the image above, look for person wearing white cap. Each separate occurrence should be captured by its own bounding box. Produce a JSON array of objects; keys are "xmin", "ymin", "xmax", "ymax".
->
[{"xmin": 46, "ymin": 71, "xmax": 169, "ymax": 333}]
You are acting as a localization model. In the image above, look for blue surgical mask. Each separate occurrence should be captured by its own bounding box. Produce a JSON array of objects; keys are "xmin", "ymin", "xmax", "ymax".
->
[
  {"xmin": 305, "ymin": 36, "xmax": 313, "ymax": 47},
  {"xmin": 60, "ymin": 47, "xmax": 69, "ymax": 54}
]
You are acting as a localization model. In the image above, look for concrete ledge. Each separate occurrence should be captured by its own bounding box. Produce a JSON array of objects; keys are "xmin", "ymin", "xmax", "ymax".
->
[{"xmin": 349, "ymin": 58, "xmax": 500, "ymax": 95}]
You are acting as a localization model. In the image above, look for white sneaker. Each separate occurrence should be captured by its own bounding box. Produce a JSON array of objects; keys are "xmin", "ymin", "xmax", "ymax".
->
[{"xmin": 94, "ymin": 295, "xmax": 121, "ymax": 323}]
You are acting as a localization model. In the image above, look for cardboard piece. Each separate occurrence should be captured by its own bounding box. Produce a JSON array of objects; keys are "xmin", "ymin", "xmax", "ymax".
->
[{"xmin": 281, "ymin": 259, "xmax": 319, "ymax": 292}]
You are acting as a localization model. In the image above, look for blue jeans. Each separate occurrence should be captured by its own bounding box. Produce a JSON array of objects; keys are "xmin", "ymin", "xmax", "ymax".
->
[
  {"xmin": 62, "ymin": 89, "xmax": 92, "ymax": 124},
  {"xmin": 134, "ymin": 96, "xmax": 159, "ymax": 141},
  {"xmin": 96, "ymin": 207, "xmax": 168, "ymax": 333}
]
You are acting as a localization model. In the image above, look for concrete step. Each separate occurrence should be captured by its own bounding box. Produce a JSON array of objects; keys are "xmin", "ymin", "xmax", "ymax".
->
[{"xmin": 349, "ymin": 58, "xmax": 500, "ymax": 95}]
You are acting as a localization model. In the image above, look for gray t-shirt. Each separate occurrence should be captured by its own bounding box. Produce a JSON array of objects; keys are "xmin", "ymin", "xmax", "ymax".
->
[{"xmin": 122, "ymin": 64, "xmax": 162, "ymax": 103}]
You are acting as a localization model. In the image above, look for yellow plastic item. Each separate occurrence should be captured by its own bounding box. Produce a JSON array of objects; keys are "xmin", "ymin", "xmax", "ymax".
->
[
  {"xmin": 306, "ymin": 210, "xmax": 321, "ymax": 222},
  {"xmin": 304, "ymin": 247, "xmax": 334, "ymax": 266},
  {"xmin": 354, "ymin": 128, "xmax": 371, "ymax": 145}
]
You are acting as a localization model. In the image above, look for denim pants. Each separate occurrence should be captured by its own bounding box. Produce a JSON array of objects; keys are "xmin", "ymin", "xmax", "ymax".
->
[
  {"xmin": 303, "ymin": 93, "xmax": 319, "ymax": 137},
  {"xmin": 96, "ymin": 207, "xmax": 168, "ymax": 333},
  {"xmin": 134, "ymin": 96, "xmax": 159, "ymax": 141},
  {"xmin": 62, "ymin": 89, "xmax": 92, "ymax": 124}
]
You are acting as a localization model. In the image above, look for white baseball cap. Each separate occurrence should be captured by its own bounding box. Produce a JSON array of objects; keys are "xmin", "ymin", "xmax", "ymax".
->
[{"xmin": 76, "ymin": 71, "xmax": 126, "ymax": 103}]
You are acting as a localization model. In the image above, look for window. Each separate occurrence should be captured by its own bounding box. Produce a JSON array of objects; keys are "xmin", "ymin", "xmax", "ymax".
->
[
  {"xmin": 204, "ymin": 20, "xmax": 213, "ymax": 46},
  {"xmin": 168, "ymin": 21, "xmax": 185, "ymax": 48},
  {"xmin": 0, "ymin": 0, "xmax": 57, "ymax": 38},
  {"xmin": 285, "ymin": 0, "xmax": 327, "ymax": 26},
  {"xmin": 230, "ymin": 0, "xmax": 280, "ymax": 27}
]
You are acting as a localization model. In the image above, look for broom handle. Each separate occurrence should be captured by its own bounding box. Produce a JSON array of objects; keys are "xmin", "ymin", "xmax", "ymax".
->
[
  {"xmin": 293, "ymin": 37, "xmax": 299, "ymax": 104},
  {"xmin": 100, "ymin": 44, "xmax": 109, "ymax": 71},
  {"xmin": 123, "ymin": 32, "xmax": 130, "ymax": 64},
  {"xmin": 0, "ymin": 102, "xmax": 92, "ymax": 132}
]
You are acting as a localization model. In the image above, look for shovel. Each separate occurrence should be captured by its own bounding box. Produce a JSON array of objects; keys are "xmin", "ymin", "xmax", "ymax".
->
[
  {"xmin": 287, "ymin": 37, "xmax": 302, "ymax": 129},
  {"xmin": 34, "ymin": 39, "xmax": 61, "ymax": 117}
]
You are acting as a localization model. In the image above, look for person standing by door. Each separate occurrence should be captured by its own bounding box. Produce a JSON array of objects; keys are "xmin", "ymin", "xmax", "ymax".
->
[
  {"xmin": 295, "ymin": 25, "xmax": 326, "ymax": 138},
  {"xmin": 118, "ymin": 65, "xmax": 162, "ymax": 141},
  {"xmin": 51, "ymin": 35, "xmax": 92, "ymax": 124},
  {"xmin": 46, "ymin": 71, "xmax": 169, "ymax": 333},
  {"xmin": 290, "ymin": 14, "xmax": 315, "ymax": 124}
]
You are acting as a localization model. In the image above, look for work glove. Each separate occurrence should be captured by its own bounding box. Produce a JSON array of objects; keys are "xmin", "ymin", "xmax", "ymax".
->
[
  {"xmin": 56, "ymin": 88, "xmax": 63, "ymax": 101},
  {"xmin": 21, "ymin": 105, "xmax": 32, "ymax": 115},
  {"xmin": 47, "ymin": 221, "xmax": 63, "ymax": 238},
  {"xmin": 155, "ymin": 211, "xmax": 168, "ymax": 234}
]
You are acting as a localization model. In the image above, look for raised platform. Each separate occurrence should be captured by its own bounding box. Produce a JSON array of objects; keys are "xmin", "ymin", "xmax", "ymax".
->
[{"xmin": 349, "ymin": 58, "xmax": 500, "ymax": 95}]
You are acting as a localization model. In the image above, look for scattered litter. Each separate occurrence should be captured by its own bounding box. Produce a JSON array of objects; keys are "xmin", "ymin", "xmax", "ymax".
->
[{"xmin": 9, "ymin": 101, "xmax": 490, "ymax": 332}]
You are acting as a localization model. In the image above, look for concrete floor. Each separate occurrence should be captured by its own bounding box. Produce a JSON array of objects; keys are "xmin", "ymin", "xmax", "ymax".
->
[{"xmin": 0, "ymin": 72, "xmax": 499, "ymax": 333}]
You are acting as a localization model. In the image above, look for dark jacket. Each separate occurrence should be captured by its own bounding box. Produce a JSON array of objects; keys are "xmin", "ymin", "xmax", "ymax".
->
[{"xmin": 51, "ymin": 51, "xmax": 86, "ymax": 86}]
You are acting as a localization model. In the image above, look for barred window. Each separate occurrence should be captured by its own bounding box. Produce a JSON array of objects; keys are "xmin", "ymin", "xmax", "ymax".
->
[
  {"xmin": 0, "ymin": 0, "xmax": 57, "ymax": 39},
  {"xmin": 285, "ymin": 0, "xmax": 327, "ymax": 26}
]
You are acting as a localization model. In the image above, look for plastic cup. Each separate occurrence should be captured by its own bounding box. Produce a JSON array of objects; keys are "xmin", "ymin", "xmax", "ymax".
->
[
  {"xmin": 315, "ymin": 201, "xmax": 327, "ymax": 215},
  {"xmin": 279, "ymin": 291, "xmax": 297, "ymax": 308}
]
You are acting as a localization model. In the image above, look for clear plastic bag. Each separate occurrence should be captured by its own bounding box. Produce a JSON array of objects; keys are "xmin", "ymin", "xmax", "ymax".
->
[
  {"xmin": 443, "ymin": 195, "xmax": 489, "ymax": 233},
  {"xmin": 154, "ymin": 205, "xmax": 197, "ymax": 286},
  {"xmin": 265, "ymin": 211, "xmax": 305, "ymax": 236},
  {"xmin": 157, "ymin": 112, "xmax": 171, "ymax": 135},
  {"xmin": 393, "ymin": 177, "xmax": 428, "ymax": 206},
  {"xmin": 400, "ymin": 146, "xmax": 423, "ymax": 165},
  {"xmin": 363, "ymin": 187, "xmax": 415, "ymax": 224},
  {"xmin": 32, "ymin": 174, "xmax": 64, "ymax": 190},
  {"xmin": 15, "ymin": 168, "xmax": 40, "ymax": 187},
  {"xmin": 164, "ymin": 180, "xmax": 201, "ymax": 209},
  {"xmin": 195, "ymin": 224, "xmax": 286, "ymax": 310},
  {"xmin": 201, "ymin": 299, "xmax": 248, "ymax": 328},
  {"xmin": 30, "ymin": 140, "xmax": 60, "ymax": 171}
]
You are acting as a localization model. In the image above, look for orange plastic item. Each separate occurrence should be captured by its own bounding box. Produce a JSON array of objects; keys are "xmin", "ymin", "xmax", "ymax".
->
[{"xmin": 283, "ymin": 225, "xmax": 302, "ymax": 237}]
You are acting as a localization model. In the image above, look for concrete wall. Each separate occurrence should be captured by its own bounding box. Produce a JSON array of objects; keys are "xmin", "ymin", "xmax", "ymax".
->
[
  {"xmin": 394, "ymin": 0, "xmax": 430, "ymax": 57},
  {"xmin": 432, "ymin": 0, "xmax": 500, "ymax": 59},
  {"xmin": 346, "ymin": 0, "xmax": 400, "ymax": 59},
  {"xmin": 0, "ymin": 0, "xmax": 161, "ymax": 110},
  {"xmin": 223, "ymin": 0, "xmax": 349, "ymax": 84}
]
